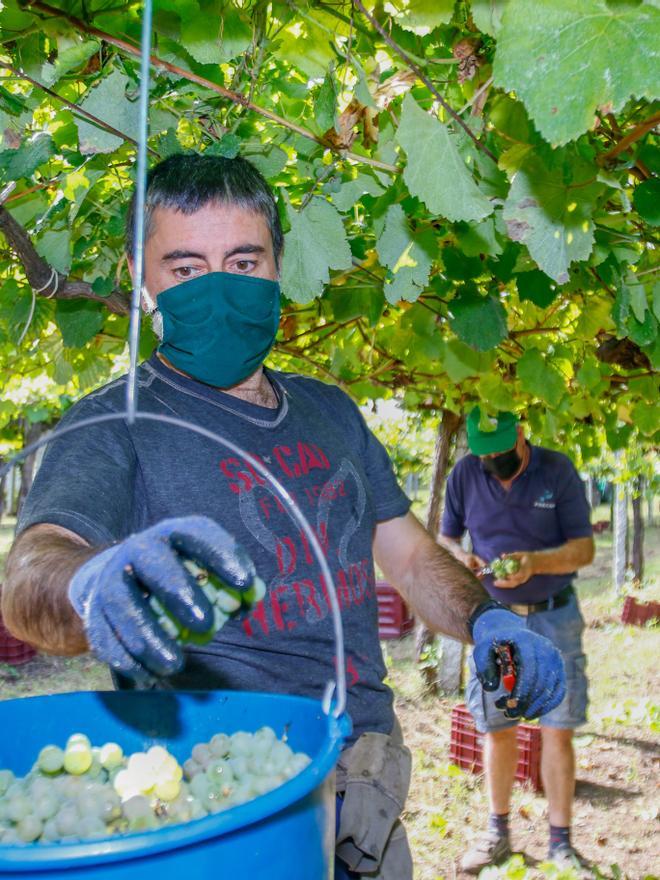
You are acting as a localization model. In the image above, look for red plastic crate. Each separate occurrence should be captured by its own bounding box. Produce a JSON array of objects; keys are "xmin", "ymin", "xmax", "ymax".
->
[
  {"xmin": 449, "ymin": 704, "xmax": 543, "ymax": 792},
  {"xmin": 0, "ymin": 614, "xmax": 37, "ymax": 666},
  {"xmin": 621, "ymin": 596, "xmax": 660, "ymax": 626},
  {"xmin": 376, "ymin": 581, "xmax": 414, "ymax": 639}
]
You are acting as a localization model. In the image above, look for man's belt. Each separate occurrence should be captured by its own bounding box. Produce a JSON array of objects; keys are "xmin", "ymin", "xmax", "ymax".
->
[{"xmin": 506, "ymin": 584, "xmax": 574, "ymax": 616}]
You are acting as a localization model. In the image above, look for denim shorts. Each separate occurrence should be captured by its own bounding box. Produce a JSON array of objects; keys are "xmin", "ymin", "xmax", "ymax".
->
[{"xmin": 465, "ymin": 590, "xmax": 588, "ymax": 733}]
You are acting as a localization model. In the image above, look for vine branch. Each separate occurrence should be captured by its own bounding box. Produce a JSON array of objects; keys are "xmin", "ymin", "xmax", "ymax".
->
[
  {"xmin": 26, "ymin": 0, "xmax": 398, "ymax": 174},
  {"xmin": 351, "ymin": 0, "xmax": 498, "ymax": 164},
  {"xmin": 600, "ymin": 110, "xmax": 660, "ymax": 163},
  {"xmin": 0, "ymin": 205, "xmax": 130, "ymax": 314}
]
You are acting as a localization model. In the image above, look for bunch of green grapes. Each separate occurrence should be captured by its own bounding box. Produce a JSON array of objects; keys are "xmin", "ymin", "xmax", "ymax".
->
[
  {"xmin": 490, "ymin": 557, "xmax": 521, "ymax": 580},
  {"xmin": 0, "ymin": 728, "xmax": 310, "ymax": 846},
  {"xmin": 150, "ymin": 560, "xmax": 266, "ymax": 645}
]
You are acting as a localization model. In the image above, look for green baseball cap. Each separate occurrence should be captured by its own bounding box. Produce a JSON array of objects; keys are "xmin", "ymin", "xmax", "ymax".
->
[{"xmin": 466, "ymin": 407, "xmax": 519, "ymax": 456}]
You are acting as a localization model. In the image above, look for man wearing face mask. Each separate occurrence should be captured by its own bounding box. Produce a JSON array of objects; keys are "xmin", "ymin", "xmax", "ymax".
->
[
  {"xmin": 440, "ymin": 408, "xmax": 595, "ymax": 875},
  {"xmin": 4, "ymin": 155, "xmax": 567, "ymax": 880}
]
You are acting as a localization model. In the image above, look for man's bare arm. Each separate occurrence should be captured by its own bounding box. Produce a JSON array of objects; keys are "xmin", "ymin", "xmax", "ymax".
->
[
  {"xmin": 2, "ymin": 524, "xmax": 98, "ymax": 655},
  {"xmin": 373, "ymin": 512, "xmax": 489, "ymax": 644}
]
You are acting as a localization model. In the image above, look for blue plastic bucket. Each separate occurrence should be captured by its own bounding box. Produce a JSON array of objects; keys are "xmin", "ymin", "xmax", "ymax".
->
[{"xmin": 0, "ymin": 689, "xmax": 350, "ymax": 879}]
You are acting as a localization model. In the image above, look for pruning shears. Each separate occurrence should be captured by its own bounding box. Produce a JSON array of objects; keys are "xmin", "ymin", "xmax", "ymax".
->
[{"xmin": 495, "ymin": 643, "xmax": 518, "ymax": 710}]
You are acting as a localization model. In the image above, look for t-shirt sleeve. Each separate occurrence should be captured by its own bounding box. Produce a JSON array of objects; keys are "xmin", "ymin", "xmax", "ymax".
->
[
  {"xmin": 555, "ymin": 458, "xmax": 593, "ymax": 541},
  {"xmin": 441, "ymin": 466, "xmax": 466, "ymax": 538},
  {"xmin": 324, "ymin": 386, "xmax": 410, "ymax": 522},
  {"xmin": 17, "ymin": 397, "xmax": 139, "ymax": 545}
]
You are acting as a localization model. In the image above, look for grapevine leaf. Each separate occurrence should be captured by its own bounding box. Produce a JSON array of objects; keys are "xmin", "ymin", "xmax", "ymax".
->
[
  {"xmin": 631, "ymin": 401, "xmax": 659, "ymax": 437},
  {"xmin": 77, "ymin": 71, "xmax": 139, "ymax": 154},
  {"xmin": 632, "ymin": 178, "xmax": 660, "ymax": 226},
  {"xmin": 391, "ymin": 0, "xmax": 455, "ymax": 33},
  {"xmin": 396, "ymin": 93, "xmax": 493, "ymax": 223},
  {"xmin": 280, "ymin": 197, "xmax": 352, "ymax": 303},
  {"xmin": 332, "ymin": 174, "xmax": 384, "ymax": 212},
  {"xmin": 55, "ymin": 300, "xmax": 105, "ymax": 348},
  {"xmin": 516, "ymin": 270, "xmax": 557, "ymax": 307},
  {"xmin": 377, "ymin": 205, "xmax": 433, "ymax": 304},
  {"xmin": 442, "ymin": 339, "xmax": 495, "ymax": 382},
  {"xmin": 0, "ymin": 134, "xmax": 54, "ymax": 180},
  {"xmin": 41, "ymin": 39, "xmax": 100, "ymax": 87},
  {"xmin": 494, "ymin": 0, "xmax": 660, "ymax": 145},
  {"xmin": 470, "ymin": 0, "xmax": 507, "ymax": 35},
  {"xmin": 315, "ymin": 69, "xmax": 337, "ymax": 133},
  {"xmin": 449, "ymin": 287, "xmax": 508, "ymax": 351},
  {"xmin": 517, "ymin": 348, "xmax": 566, "ymax": 407},
  {"xmin": 35, "ymin": 227, "xmax": 71, "ymax": 274},
  {"xmin": 629, "ymin": 285, "xmax": 648, "ymax": 324},
  {"xmin": 502, "ymin": 152, "xmax": 603, "ymax": 283}
]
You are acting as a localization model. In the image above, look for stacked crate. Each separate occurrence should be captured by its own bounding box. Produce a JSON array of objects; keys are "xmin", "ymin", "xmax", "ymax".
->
[
  {"xmin": 375, "ymin": 582, "xmax": 415, "ymax": 639},
  {"xmin": 449, "ymin": 704, "xmax": 543, "ymax": 792},
  {"xmin": 621, "ymin": 596, "xmax": 660, "ymax": 626}
]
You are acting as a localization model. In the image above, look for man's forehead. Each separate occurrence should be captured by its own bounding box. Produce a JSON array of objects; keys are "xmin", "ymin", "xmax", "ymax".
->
[{"xmin": 148, "ymin": 202, "xmax": 272, "ymax": 245}]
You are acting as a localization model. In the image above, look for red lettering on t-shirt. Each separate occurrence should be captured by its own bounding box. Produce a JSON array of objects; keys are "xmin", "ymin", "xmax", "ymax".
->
[
  {"xmin": 219, "ymin": 458, "xmax": 253, "ymax": 495},
  {"xmin": 292, "ymin": 578, "xmax": 323, "ymax": 621},
  {"xmin": 276, "ymin": 537, "xmax": 297, "ymax": 576}
]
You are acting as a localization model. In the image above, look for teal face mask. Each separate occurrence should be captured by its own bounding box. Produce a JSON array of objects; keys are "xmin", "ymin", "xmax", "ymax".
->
[{"xmin": 156, "ymin": 271, "xmax": 280, "ymax": 388}]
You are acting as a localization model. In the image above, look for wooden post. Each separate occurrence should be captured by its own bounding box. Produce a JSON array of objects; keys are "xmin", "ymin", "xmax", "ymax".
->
[
  {"xmin": 415, "ymin": 409, "xmax": 463, "ymax": 693},
  {"xmin": 16, "ymin": 420, "xmax": 43, "ymax": 521},
  {"xmin": 631, "ymin": 476, "xmax": 644, "ymax": 585},
  {"xmin": 612, "ymin": 453, "xmax": 627, "ymax": 594}
]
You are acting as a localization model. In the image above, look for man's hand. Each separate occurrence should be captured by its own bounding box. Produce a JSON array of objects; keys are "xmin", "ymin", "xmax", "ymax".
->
[
  {"xmin": 68, "ymin": 516, "xmax": 256, "ymax": 681},
  {"xmin": 458, "ymin": 551, "xmax": 488, "ymax": 577},
  {"xmin": 492, "ymin": 552, "xmax": 535, "ymax": 588},
  {"xmin": 471, "ymin": 605, "xmax": 565, "ymax": 720}
]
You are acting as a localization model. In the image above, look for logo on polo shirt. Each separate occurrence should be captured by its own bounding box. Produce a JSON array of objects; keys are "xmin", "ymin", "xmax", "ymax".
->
[{"xmin": 534, "ymin": 489, "xmax": 556, "ymax": 509}]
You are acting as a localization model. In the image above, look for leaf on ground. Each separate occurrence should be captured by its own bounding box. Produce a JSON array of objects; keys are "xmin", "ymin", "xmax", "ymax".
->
[
  {"xmin": 449, "ymin": 287, "xmax": 508, "ymax": 351},
  {"xmin": 396, "ymin": 93, "xmax": 493, "ymax": 223},
  {"xmin": 494, "ymin": 0, "xmax": 660, "ymax": 145},
  {"xmin": 77, "ymin": 71, "xmax": 139, "ymax": 154},
  {"xmin": 517, "ymin": 347, "xmax": 567, "ymax": 406},
  {"xmin": 280, "ymin": 197, "xmax": 352, "ymax": 303},
  {"xmin": 502, "ymin": 152, "xmax": 603, "ymax": 283}
]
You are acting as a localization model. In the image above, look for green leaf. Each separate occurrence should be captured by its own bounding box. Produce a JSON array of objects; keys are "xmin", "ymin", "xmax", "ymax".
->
[
  {"xmin": 627, "ymin": 310, "xmax": 658, "ymax": 347},
  {"xmin": 633, "ymin": 178, "xmax": 660, "ymax": 226},
  {"xmin": 449, "ymin": 288, "xmax": 508, "ymax": 351},
  {"xmin": 328, "ymin": 287, "xmax": 384, "ymax": 325},
  {"xmin": 470, "ymin": 0, "xmax": 507, "ymax": 35},
  {"xmin": 77, "ymin": 71, "xmax": 139, "ymax": 154},
  {"xmin": 0, "ymin": 134, "xmax": 54, "ymax": 179},
  {"xmin": 391, "ymin": 0, "xmax": 455, "ymax": 33},
  {"xmin": 280, "ymin": 197, "xmax": 352, "ymax": 303},
  {"xmin": 629, "ymin": 284, "xmax": 648, "ymax": 323},
  {"xmin": 516, "ymin": 270, "xmax": 557, "ymax": 307},
  {"xmin": 478, "ymin": 372, "xmax": 517, "ymax": 410},
  {"xmin": 442, "ymin": 339, "xmax": 494, "ymax": 382},
  {"xmin": 35, "ymin": 227, "xmax": 71, "ymax": 274},
  {"xmin": 517, "ymin": 348, "xmax": 566, "ymax": 406},
  {"xmin": 502, "ymin": 152, "xmax": 603, "ymax": 283},
  {"xmin": 377, "ymin": 205, "xmax": 433, "ymax": 304},
  {"xmin": 576, "ymin": 356, "xmax": 602, "ymax": 391},
  {"xmin": 612, "ymin": 282, "xmax": 630, "ymax": 335},
  {"xmin": 332, "ymin": 174, "xmax": 384, "ymax": 212},
  {"xmin": 206, "ymin": 133, "xmax": 241, "ymax": 158},
  {"xmin": 455, "ymin": 217, "xmax": 503, "ymax": 258},
  {"xmin": 55, "ymin": 300, "xmax": 105, "ymax": 348},
  {"xmin": 494, "ymin": 0, "xmax": 660, "ymax": 145},
  {"xmin": 396, "ymin": 94, "xmax": 493, "ymax": 223},
  {"xmin": 242, "ymin": 144, "xmax": 288, "ymax": 179},
  {"xmin": 41, "ymin": 39, "xmax": 100, "ymax": 87},
  {"xmin": 315, "ymin": 70, "xmax": 337, "ymax": 132},
  {"xmin": 631, "ymin": 400, "xmax": 659, "ymax": 436}
]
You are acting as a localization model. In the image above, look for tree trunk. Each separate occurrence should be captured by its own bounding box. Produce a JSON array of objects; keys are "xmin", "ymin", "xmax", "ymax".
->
[
  {"xmin": 415, "ymin": 409, "xmax": 463, "ymax": 693},
  {"xmin": 15, "ymin": 420, "xmax": 43, "ymax": 521},
  {"xmin": 631, "ymin": 477, "xmax": 644, "ymax": 585}
]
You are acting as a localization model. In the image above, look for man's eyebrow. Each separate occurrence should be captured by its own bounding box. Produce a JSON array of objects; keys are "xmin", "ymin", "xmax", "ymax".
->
[
  {"xmin": 224, "ymin": 244, "xmax": 266, "ymax": 259},
  {"xmin": 161, "ymin": 249, "xmax": 207, "ymax": 262}
]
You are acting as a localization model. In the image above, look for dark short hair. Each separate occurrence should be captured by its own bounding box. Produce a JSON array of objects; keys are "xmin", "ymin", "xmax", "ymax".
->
[{"xmin": 125, "ymin": 152, "xmax": 283, "ymax": 264}]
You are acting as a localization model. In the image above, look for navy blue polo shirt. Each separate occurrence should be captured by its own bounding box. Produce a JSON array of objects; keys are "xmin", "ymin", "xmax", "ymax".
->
[{"xmin": 441, "ymin": 444, "xmax": 593, "ymax": 603}]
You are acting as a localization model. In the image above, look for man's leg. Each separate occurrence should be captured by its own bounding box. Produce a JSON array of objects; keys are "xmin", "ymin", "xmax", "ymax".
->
[
  {"xmin": 540, "ymin": 726, "xmax": 575, "ymax": 827},
  {"xmin": 485, "ymin": 727, "xmax": 519, "ymax": 815}
]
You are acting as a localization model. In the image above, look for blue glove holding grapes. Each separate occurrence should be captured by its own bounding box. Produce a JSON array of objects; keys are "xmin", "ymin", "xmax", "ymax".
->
[
  {"xmin": 68, "ymin": 516, "xmax": 257, "ymax": 681},
  {"xmin": 471, "ymin": 603, "xmax": 566, "ymax": 720}
]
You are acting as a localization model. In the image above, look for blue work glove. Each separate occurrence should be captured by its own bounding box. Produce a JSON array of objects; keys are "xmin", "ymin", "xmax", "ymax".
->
[
  {"xmin": 69, "ymin": 516, "xmax": 256, "ymax": 682},
  {"xmin": 471, "ymin": 604, "xmax": 566, "ymax": 720}
]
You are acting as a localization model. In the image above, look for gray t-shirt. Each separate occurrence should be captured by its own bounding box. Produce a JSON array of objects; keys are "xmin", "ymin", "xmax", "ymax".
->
[{"xmin": 18, "ymin": 355, "xmax": 410, "ymax": 742}]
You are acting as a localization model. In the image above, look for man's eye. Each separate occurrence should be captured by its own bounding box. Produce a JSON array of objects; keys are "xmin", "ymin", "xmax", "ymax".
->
[
  {"xmin": 234, "ymin": 260, "xmax": 255, "ymax": 273},
  {"xmin": 174, "ymin": 266, "xmax": 197, "ymax": 278}
]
